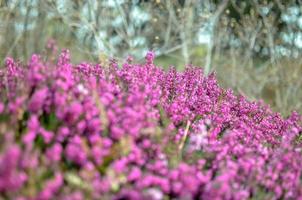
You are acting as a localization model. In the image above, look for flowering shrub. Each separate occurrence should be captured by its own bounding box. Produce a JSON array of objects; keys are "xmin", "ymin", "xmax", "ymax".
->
[{"xmin": 0, "ymin": 50, "xmax": 302, "ymax": 200}]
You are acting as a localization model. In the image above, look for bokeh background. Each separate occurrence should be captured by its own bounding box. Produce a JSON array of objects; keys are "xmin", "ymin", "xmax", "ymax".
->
[{"xmin": 0, "ymin": 0, "xmax": 302, "ymax": 116}]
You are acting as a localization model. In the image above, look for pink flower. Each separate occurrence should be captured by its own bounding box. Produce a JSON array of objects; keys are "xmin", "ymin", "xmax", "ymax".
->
[
  {"xmin": 28, "ymin": 88, "xmax": 48, "ymax": 113},
  {"xmin": 46, "ymin": 143, "xmax": 62, "ymax": 162},
  {"xmin": 0, "ymin": 102, "xmax": 4, "ymax": 113}
]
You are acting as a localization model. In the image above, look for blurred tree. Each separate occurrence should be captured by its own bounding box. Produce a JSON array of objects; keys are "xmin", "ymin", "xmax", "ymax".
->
[
  {"xmin": 212, "ymin": 0, "xmax": 302, "ymax": 60},
  {"xmin": 0, "ymin": 0, "xmax": 301, "ymax": 66},
  {"xmin": 0, "ymin": 0, "xmax": 210, "ymax": 63}
]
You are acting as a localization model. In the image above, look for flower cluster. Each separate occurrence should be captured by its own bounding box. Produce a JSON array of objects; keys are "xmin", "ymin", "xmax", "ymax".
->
[{"xmin": 0, "ymin": 50, "xmax": 302, "ymax": 199}]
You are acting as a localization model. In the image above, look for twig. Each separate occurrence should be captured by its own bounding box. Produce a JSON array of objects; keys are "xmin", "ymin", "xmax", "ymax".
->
[{"xmin": 178, "ymin": 120, "xmax": 191, "ymax": 153}]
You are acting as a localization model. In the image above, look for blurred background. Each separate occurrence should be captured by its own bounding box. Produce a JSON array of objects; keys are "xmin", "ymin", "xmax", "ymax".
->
[{"xmin": 0, "ymin": 0, "xmax": 302, "ymax": 116}]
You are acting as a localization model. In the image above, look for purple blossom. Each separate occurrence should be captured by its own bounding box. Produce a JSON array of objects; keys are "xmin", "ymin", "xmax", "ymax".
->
[
  {"xmin": 0, "ymin": 102, "xmax": 4, "ymax": 113},
  {"xmin": 0, "ymin": 50, "xmax": 302, "ymax": 199},
  {"xmin": 28, "ymin": 87, "xmax": 48, "ymax": 113}
]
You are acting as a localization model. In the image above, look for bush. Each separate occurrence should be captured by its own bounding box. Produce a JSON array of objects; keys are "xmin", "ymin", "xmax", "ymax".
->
[{"xmin": 0, "ymin": 50, "xmax": 302, "ymax": 199}]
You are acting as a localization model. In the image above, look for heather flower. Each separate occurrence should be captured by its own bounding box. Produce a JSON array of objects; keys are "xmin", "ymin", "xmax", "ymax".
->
[
  {"xmin": 56, "ymin": 126, "xmax": 70, "ymax": 142},
  {"xmin": 61, "ymin": 191, "xmax": 84, "ymax": 200},
  {"xmin": 0, "ymin": 145, "xmax": 27, "ymax": 192},
  {"xmin": 38, "ymin": 173, "xmax": 63, "ymax": 200},
  {"xmin": 0, "ymin": 102, "xmax": 4, "ymax": 113},
  {"xmin": 46, "ymin": 143, "xmax": 62, "ymax": 162},
  {"xmin": 127, "ymin": 167, "xmax": 142, "ymax": 182},
  {"xmin": 40, "ymin": 128, "xmax": 54, "ymax": 144},
  {"xmin": 28, "ymin": 87, "xmax": 48, "ymax": 113},
  {"xmin": 65, "ymin": 136, "xmax": 87, "ymax": 165},
  {"xmin": 0, "ymin": 50, "xmax": 302, "ymax": 199},
  {"xmin": 145, "ymin": 51, "xmax": 155, "ymax": 64},
  {"xmin": 22, "ymin": 115, "xmax": 40, "ymax": 145},
  {"xmin": 144, "ymin": 188, "xmax": 164, "ymax": 200}
]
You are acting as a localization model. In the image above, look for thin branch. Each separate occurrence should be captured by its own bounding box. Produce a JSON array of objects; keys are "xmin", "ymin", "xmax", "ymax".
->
[{"xmin": 178, "ymin": 120, "xmax": 191, "ymax": 154}]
